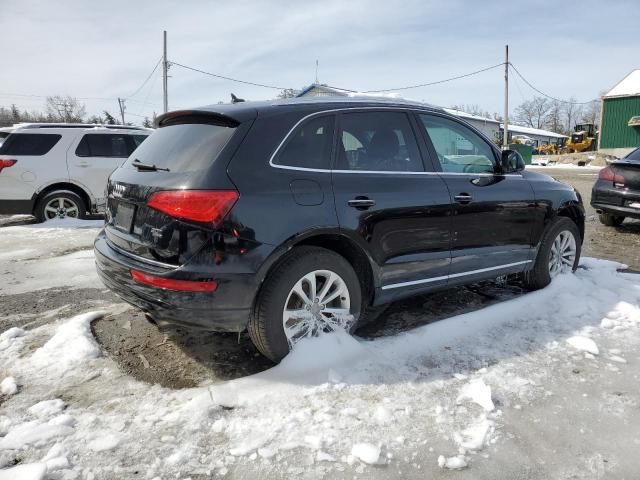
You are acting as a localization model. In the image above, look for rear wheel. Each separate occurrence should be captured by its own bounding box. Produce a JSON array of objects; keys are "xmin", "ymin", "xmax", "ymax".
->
[
  {"xmin": 598, "ymin": 213, "xmax": 624, "ymax": 227},
  {"xmin": 248, "ymin": 246, "xmax": 362, "ymax": 362},
  {"xmin": 524, "ymin": 217, "xmax": 581, "ymax": 290},
  {"xmin": 35, "ymin": 191, "xmax": 86, "ymax": 223}
]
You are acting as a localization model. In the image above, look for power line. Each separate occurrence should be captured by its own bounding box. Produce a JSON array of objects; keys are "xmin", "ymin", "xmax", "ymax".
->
[
  {"xmin": 508, "ymin": 63, "xmax": 597, "ymax": 105},
  {"xmin": 127, "ymin": 57, "xmax": 162, "ymax": 98},
  {"xmin": 169, "ymin": 61, "xmax": 290, "ymax": 90},
  {"xmin": 362, "ymin": 63, "xmax": 505, "ymax": 93}
]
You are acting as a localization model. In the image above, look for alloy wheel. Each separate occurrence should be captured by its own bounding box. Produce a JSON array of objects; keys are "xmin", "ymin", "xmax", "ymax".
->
[
  {"xmin": 282, "ymin": 269, "xmax": 353, "ymax": 347},
  {"xmin": 548, "ymin": 230, "xmax": 576, "ymax": 278},
  {"xmin": 44, "ymin": 197, "xmax": 79, "ymax": 220}
]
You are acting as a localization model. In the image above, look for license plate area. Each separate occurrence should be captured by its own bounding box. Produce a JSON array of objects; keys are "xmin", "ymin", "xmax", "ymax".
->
[{"xmin": 114, "ymin": 202, "xmax": 136, "ymax": 233}]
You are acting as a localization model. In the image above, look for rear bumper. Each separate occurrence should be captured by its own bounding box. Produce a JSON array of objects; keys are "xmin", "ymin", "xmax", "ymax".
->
[
  {"xmin": 94, "ymin": 231, "xmax": 259, "ymax": 332},
  {"xmin": 591, "ymin": 182, "xmax": 640, "ymax": 219},
  {"xmin": 0, "ymin": 199, "xmax": 34, "ymax": 215}
]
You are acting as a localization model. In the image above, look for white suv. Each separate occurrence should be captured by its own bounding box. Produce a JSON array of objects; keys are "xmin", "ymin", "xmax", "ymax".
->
[{"xmin": 0, "ymin": 123, "xmax": 151, "ymax": 221}]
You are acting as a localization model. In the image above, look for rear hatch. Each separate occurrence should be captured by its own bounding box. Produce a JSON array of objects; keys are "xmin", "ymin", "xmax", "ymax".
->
[{"xmin": 104, "ymin": 111, "xmax": 252, "ymax": 266}]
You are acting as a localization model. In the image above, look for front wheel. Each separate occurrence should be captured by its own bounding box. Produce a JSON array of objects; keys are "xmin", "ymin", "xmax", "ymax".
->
[
  {"xmin": 248, "ymin": 246, "xmax": 362, "ymax": 362},
  {"xmin": 598, "ymin": 213, "xmax": 624, "ymax": 227},
  {"xmin": 524, "ymin": 217, "xmax": 581, "ymax": 290}
]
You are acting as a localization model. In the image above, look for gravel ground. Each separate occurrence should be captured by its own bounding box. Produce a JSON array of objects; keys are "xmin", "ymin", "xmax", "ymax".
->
[{"xmin": 1, "ymin": 167, "xmax": 638, "ymax": 389}]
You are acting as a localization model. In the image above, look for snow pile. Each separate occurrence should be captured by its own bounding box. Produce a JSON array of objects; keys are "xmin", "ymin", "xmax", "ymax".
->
[
  {"xmin": 0, "ymin": 219, "xmax": 102, "ymax": 295},
  {"xmin": 0, "ymin": 257, "xmax": 639, "ymax": 477},
  {"xmin": 0, "ymin": 378, "xmax": 17, "ymax": 396},
  {"xmin": 566, "ymin": 335, "xmax": 599, "ymax": 355}
]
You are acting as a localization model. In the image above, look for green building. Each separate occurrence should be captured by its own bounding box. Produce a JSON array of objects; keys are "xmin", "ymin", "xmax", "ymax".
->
[{"xmin": 599, "ymin": 69, "xmax": 640, "ymax": 157}]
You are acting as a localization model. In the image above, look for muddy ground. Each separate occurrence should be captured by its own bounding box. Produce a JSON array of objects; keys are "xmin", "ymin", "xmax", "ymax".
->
[{"xmin": 1, "ymin": 168, "xmax": 639, "ymax": 390}]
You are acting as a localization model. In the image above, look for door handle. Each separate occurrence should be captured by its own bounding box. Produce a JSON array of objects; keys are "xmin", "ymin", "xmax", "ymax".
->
[
  {"xmin": 454, "ymin": 194, "xmax": 473, "ymax": 204},
  {"xmin": 77, "ymin": 161, "xmax": 90, "ymax": 168},
  {"xmin": 348, "ymin": 198, "xmax": 375, "ymax": 209}
]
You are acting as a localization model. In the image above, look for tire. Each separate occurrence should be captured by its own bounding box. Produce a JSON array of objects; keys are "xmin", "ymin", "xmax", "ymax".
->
[
  {"xmin": 598, "ymin": 213, "xmax": 624, "ymax": 227},
  {"xmin": 35, "ymin": 190, "xmax": 87, "ymax": 223},
  {"xmin": 523, "ymin": 217, "xmax": 581, "ymax": 291},
  {"xmin": 248, "ymin": 246, "xmax": 363, "ymax": 362}
]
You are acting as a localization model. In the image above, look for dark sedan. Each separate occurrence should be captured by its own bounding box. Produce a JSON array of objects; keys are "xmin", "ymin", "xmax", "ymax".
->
[{"xmin": 592, "ymin": 147, "xmax": 640, "ymax": 226}]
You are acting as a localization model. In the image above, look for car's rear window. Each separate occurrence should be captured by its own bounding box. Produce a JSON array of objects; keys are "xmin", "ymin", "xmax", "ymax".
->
[
  {"xmin": 124, "ymin": 124, "xmax": 235, "ymax": 172},
  {"xmin": 0, "ymin": 133, "xmax": 62, "ymax": 156},
  {"xmin": 625, "ymin": 147, "xmax": 640, "ymax": 162}
]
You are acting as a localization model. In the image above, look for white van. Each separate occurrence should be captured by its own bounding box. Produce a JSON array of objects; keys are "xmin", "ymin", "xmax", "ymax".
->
[{"xmin": 0, "ymin": 123, "xmax": 151, "ymax": 221}]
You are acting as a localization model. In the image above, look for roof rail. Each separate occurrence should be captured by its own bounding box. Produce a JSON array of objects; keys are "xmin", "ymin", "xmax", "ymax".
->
[{"xmin": 13, "ymin": 123, "xmax": 147, "ymax": 131}]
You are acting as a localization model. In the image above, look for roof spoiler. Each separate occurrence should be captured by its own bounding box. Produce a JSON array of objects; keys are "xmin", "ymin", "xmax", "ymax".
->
[{"xmin": 155, "ymin": 110, "xmax": 241, "ymax": 129}]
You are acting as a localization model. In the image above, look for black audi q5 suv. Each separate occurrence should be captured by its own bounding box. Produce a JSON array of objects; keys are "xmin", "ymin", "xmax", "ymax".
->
[{"xmin": 95, "ymin": 97, "xmax": 585, "ymax": 361}]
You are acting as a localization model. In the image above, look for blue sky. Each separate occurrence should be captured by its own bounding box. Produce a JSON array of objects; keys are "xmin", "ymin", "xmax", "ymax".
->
[{"xmin": 1, "ymin": 0, "xmax": 638, "ymax": 123}]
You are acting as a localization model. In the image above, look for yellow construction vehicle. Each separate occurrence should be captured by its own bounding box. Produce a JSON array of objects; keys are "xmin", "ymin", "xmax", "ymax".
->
[
  {"xmin": 565, "ymin": 123, "xmax": 597, "ymax": 153},
  {"xmin": 537, "ymin": 143, "xmax": 561, "ymax": 155}
]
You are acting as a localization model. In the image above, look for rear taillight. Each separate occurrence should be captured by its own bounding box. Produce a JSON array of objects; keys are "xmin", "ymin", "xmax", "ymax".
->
[
  {"xmin": 131, "ymin": 269, "xmax": 218, "ymax": 292},
  {"xmin": 147, "ymin": 190, "xmax": 239, "ymax": 226},
  {"xmin": 0, "ymin": 159, "xmax": 17, "ymax": 173},
  {"xmin": 599, "ymin": 166, "xmax": 625, "ymax": 187}
]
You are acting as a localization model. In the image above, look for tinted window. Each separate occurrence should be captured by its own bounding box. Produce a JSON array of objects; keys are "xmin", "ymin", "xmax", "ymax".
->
[
  {"xmin": 337, "ymin": 111, "xmax": 423, "ymax": 172},
  {"xmin": 274, "ymin": 115, "xmax": 334, "ymax": 169},
  {"xmin": 123, "ymin": 124, "xmax": 235, "ymax": 172},
  {"xmin": 132, "ymin": 135, "xmax": 148, "ymax": 148},
  {"xmin": 0, "ymin": 133, "xmax": 61, "ymax": 156},
  {"xmin": 76, "ymin": 134, "xmax": 129, "ymax": 158},
  {"xmin": 419, "ymin": 115, "xmax": 496, "ymax": 174},
  {"xmin": 626, "ymin": 147, "xmax": 640, "ymax": 162}
]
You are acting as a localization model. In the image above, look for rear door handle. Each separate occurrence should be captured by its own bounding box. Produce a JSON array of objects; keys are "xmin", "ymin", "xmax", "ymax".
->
[
  {"xmin": 348, "ymin": 198, "xmax": 376, "ymax": 209},
  {"xmin": 454, "ymin": 194, "xmax": 473, "ymax": 204},
  {"xmin": 77, "ymin": 161, "xmax": 90, "ymax": 168}
]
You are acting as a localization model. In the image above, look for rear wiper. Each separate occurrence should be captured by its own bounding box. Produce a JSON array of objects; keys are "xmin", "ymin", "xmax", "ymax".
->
[{"xmin": 132, "ymin": 159, "xmax": 170, "ymax": 172}]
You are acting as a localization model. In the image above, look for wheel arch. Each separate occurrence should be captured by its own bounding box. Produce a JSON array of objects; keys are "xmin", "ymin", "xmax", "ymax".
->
[
  {"xmin": 556, "ymin": 201, "xmax": 585, "ymax": 242},
  {"xmin": 254, "ymin": 230, "xmax": 377, "ymax": 310},
  {"xmin": 32, "ymin": 182, "xmax": 94, "ymax": 214}
]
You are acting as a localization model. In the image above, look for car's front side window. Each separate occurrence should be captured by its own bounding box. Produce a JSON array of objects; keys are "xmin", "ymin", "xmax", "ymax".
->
[
  {"xmin": 273, "ymin": 115, "xmax": 335, "ymax": 170},
  {"xmin": 337, "ymin": 111, "xmax": 423, "ymax": 172},
  {"xmin": 419, "ymin": 114, "xmax": 497, "ymax": 174}
]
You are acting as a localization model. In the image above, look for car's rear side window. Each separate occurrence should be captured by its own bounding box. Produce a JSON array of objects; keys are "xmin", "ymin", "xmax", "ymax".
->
[
  {"xmin": 273, "ymin": 115, "xmax": 335, "ymax": 170},
  {"xmin": 0, "ymin": 133, "xmax": 61, "ymax": 156},
  {"xmin": 76, "ymin": 134, "xmax": 130, "ymax": 158},
  {"xmin": 123, "ymin": 123, "xmax": 236, "ymax": 172},
  {"xmin": 337, "ymin": 111, "xmax": 423, "ymax": 172}
]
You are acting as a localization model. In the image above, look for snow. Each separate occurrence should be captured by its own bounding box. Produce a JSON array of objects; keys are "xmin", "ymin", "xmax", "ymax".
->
[
  {"xmin": 0, "ymin": 377, "xmax": 17, "ymax": 396},
  {"xmin": 457, "ymin": 379, "xmax": 495, "ymax": 411},
  {"xmin": 1, "ymin": 216, "xmax": 640, "ymax": 477},
  {"xmin": 604, "ymin": 69, "xmax": 640, "ymax": 98},
  {"xmin": 0, "ymin": 219, "xmax": 103, "ymax": 295},
  {"xmin": 0, "ymin": 463, "xmax": 46, "ymax": 480},
  {"xmin": 351, "ymin": 443, "xmax": 381, "ymax": 464},
  {"xmin": 438, "ymin": 454, "xmax": 468, "ymax": 470},
  {"xmin": 566, "ymin": 336, "xmax": 600, "ymax": 355}
]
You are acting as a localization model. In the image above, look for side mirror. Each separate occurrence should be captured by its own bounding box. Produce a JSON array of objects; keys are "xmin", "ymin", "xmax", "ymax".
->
[{"xmin": 500, "ymin": 149, "xmax": 525, "ymax": 173}]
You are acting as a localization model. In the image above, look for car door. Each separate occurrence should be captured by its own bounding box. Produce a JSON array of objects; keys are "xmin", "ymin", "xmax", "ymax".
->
[
  {"xmin": 68, "ymin": 133, "xmax": 131, "ymax": 209},
  {"xmin": 416, "ymin": 112, "xmax": 538, "ymax": 282},
  {"xmin": 332, "ymin": 109, "xmax": 452, "ymax": 303}
]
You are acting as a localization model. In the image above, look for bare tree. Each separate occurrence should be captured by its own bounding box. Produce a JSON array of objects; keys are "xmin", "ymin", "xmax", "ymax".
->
[
  {"xmin": 563, "ymin": 97, "xmax": 583, "ymax": 134},
  {"xmin": 580, "ymin": 92, "xmax": 604, "ymax": 127},
  {"xmin": 513, "ymin": 96, "xmax": 551, "ymax": 129},
  {"xmin": 45, "ymin": 96, "xmax": 86, "ymax": 123},
  {"xmin": 545, "ymin": 100, "xmax": 564, "ymax": 134}
]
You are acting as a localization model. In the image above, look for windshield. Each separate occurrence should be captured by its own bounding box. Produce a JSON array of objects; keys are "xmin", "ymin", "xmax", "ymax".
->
[{"xmin": 625, "ymin": 147, "xmax": 640, "ymax": 162}]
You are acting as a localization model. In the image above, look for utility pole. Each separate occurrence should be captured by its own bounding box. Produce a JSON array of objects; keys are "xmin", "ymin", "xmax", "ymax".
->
[
  {"xmin": 503, "ymin": 44, "xmax": 509, "ymax": 149},
  {"xmin": 162, "ymin": 30, "xmax": 168, "ymax": 113},
  {"xmin": 117, "ymin": 97, "xmax": 126, "ymax": 125}
]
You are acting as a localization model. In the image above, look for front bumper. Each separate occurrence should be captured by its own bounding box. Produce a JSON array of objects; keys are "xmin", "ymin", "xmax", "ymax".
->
[
  {"xmin": 94, "ymin": 231, "xmax": 259, "ymax": 332},
  {"xmin": 591, "ymin": 181, "xmax": 640, "ymax": 220}
]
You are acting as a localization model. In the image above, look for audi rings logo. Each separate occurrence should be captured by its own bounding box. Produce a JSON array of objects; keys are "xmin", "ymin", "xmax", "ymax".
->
[{"xmin": 111, "ymin": 183, "xmax": 126, "ymax": 198}]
